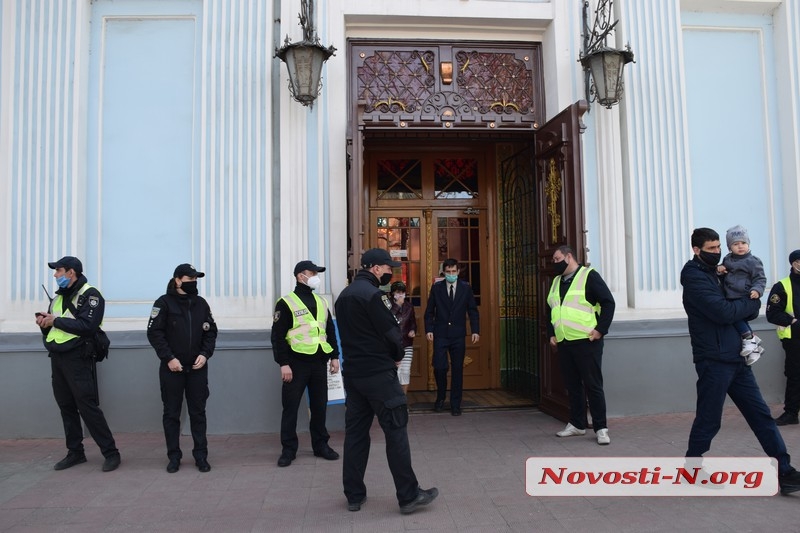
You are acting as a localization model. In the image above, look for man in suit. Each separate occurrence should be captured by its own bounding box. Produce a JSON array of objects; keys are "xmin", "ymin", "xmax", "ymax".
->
[{"xmin": 424, "ymin": 258, "xmax": 480, "ymax": 416}]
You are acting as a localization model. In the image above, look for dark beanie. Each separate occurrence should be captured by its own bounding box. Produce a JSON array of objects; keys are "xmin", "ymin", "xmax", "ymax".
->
[{"xmin": 790, "ymin": 250, "xmax": 800, "ymax": 264}]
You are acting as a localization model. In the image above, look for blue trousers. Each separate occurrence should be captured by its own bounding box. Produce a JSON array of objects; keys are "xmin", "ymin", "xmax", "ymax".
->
[{"xmin": 687, "ymin": 358, "xmax": 792, "ymax": 475}]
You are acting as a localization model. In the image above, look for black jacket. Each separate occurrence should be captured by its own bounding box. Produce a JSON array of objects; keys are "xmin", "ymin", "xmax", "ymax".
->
[
  {"xmin": 334, "ymin": 269, "xmax": 404, "ymax": 378},
  {"xmin": 681, "ymin": 256, "xmax": 760, "ymax": 363},
  {"xmin": 766, "ymin": 271, "xmax": 800, "ymax": 347},
  {"xmin": 271, "ymin": 283, "xmax": 340, "ymax": 366},
  {"xmin": 147, "ymin": 285, "xmax": 218, "ymax": 367},
  {"xmin": 41, "ymin": 275, "xmax": 104, "ymax": 354},
  {"xmin": 424, "ymin": 279, "xmax": 480, "ymax": 339}
]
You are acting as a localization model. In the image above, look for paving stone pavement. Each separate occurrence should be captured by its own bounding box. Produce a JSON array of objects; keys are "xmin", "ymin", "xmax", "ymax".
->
[{"xmin": 1, "ymin": 405, "xmax": 799, "ymax": 532}]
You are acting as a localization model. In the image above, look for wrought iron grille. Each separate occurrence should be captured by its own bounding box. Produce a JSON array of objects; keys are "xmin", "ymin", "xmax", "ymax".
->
[{"xmin": 499, "ymin": 146, "xmax": 540, "ymax": 401}]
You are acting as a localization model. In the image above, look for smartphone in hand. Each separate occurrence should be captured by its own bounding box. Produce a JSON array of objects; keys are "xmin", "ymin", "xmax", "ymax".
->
[{"xmin": 35, "ymin": 312, "xmax": 45, "ymax": 318}]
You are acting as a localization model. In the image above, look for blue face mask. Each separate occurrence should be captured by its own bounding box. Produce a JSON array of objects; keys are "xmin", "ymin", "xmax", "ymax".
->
[
  {"xmin": 56, "ymin": 275, "xmax": 70, "ymax": 289},
  {"xmin": 445, "ymin": 274, "xmax": 458, "ymax": 284}
]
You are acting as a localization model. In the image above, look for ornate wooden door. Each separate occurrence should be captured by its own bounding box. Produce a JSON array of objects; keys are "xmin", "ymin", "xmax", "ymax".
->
[{"xmin": 534, "ymin": 101, "xmax": 589, "ymax": 422}]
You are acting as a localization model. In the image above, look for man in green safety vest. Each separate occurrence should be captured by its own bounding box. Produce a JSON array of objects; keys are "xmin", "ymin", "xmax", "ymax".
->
[
  {"xmin": 34, "ymin": 256, "xmax": 121, "ymax": 472},
  {"xmin": 766, "ymin": 249, "xmax": 800, "ymax": 426},
  {"xmin": 271, "ymin": 260, "xmax": 340, "ymax": 467},
  {"xmin": 547, "ymin": 245, "xmax": 616, "ymax": 446}
]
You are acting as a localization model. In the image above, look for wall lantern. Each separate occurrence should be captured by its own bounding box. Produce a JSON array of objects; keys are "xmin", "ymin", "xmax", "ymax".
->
[
  {"xmin": 579, "ymin": 0, "xmax": 634, "ymax": 109},
  {"xmin": 275, "ymin": 0, "xmax": 336, "ymax": 108}
]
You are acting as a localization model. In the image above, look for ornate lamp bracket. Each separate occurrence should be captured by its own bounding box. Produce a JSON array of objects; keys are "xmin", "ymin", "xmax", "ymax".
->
[
  {"xmin": 579, "ymin": 0, "xmax": 635, "ymax": 110},
  {"xmin": 275, "ymin": 0, "xmax": 336, "ymax": 108}
]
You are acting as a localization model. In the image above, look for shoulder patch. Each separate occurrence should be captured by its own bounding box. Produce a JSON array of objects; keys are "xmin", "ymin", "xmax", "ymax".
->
[
  {"xmin": 381, "ymin": 294, "xmax": 392, "ymax": 310},
  {"xmin": 770, "ymin": 294, "xmax": 781, "ymax": 304},
  {"xmin": 273, "ymin": 310, "xmax": 281, "ymax": 322},
  {"xmin": 150, "ymin": 307, "xmax": 161, "ymax": 318},
  {"xmin": 202, "ymin": 322, "xmax": 210, "ymax": 331},
  {"xmin": 88, "ymin": 296, "xmax": 99, "ymax": 308}
]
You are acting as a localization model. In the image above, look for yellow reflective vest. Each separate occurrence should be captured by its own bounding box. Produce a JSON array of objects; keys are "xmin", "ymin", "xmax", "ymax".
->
[
  {"xmin": 46, "ymin": 283, "xmax": 96, "ymax": 345},
  {"xmin": 547, "ymin": 267, "xmax": 600, "ymax": 342},
  {"xmin": 777, "ymin": 277, "xmax": 793, "ymax": 340},
  {"xmin": 281, "ymin": 292, "xmax": 333, "ymax": 355}
]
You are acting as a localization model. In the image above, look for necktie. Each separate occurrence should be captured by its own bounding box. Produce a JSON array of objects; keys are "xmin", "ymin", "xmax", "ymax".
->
[{"xmin": 449, "ymin": 285, "xmax": 454, "ymax": 301}]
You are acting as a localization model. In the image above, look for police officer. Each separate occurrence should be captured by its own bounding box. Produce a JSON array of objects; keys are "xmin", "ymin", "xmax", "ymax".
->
[
  {"xmin": 547, "ymin": 245, "xmax": 616, "ymax": 445},
  {"xmin": 147, "ymin": 264, "xmax": 217, "ymax": 473},
  {"xmin": 335, "ymin": 248, "xmax": 438, "ymax": 514},
  {"xmin": 271, "ymin": 260, "xmax": 340, "ymax": 467},
  {"xmin": 35, "ymin": 256, "xmax": 121, "ymax": 472},
  {"xmin": 766, "ymin": 249, "xmax": 800, "ymax": 426}
]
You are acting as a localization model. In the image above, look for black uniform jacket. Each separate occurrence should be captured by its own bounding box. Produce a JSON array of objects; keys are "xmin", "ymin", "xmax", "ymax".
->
[
  {"xmin": 147, "ymin": 285, "xmax": 218, "ymax": 367},
  {"xmin": 334, "ymin": 269, "xmax": 404, "ymax": 378},
  {"xmin": 271, "ymin": 283, "xmax": 340, "ymax": 366},
  {"xmin": 424, "ymin": 279, "xmax": 480, "ymax": 339},
  {"xmin": 545, "ymin": 266, "xmax": 615, "ymax": 341},
  {"xmin": 41, "ymin": 275, "xmax": 104, "ymax": 354},
  {"xmin": 766, "ymin": 271, "xmax": 800, "ymax": 348}
]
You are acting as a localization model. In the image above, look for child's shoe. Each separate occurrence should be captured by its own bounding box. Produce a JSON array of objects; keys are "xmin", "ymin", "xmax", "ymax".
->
[
  {"xmin": 740, "ymin": 335, "xmax": 761, "ymax": 357},
  {"xmin": 745, "ymin": 345, "xmax": 763, "ymax": 366}
]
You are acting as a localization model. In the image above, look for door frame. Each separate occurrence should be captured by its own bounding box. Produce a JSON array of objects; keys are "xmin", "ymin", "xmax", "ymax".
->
[{"xmin": 362, "ymin": 142, "xmax": 500, "ymax": 391}]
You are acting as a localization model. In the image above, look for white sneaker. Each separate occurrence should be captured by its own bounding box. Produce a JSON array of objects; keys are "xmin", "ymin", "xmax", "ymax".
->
[
  {"xmin": 746, "ymin": 346, "xmax": 763, "ymax": 366},
  {"xmin": 596, "ymin": 428, "xmax": 610, "ymax": 445},
  {"xmin": 556, "ymin": 423, "xmax": 586, "ymax": 437},
  {"xmin": 740, "ymin": 338, "xmax": 760, "ymax": 357}
]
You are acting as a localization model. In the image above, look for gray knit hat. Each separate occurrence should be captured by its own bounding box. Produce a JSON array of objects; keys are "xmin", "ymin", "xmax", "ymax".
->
[{"xmin": 726, "ymin": 225, "xmax": 750, "ymax": 249}]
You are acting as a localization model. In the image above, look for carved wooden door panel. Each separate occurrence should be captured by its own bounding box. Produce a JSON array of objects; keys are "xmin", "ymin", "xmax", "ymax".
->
[{"xmin": 534, "ymin": 101, "xmax": 589, "ymax": 422}]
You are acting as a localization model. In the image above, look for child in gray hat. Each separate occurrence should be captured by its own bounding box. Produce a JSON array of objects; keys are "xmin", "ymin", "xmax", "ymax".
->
[{"xmin": 718, "ymin": 225, "xmax": 767, "ymax": 365}]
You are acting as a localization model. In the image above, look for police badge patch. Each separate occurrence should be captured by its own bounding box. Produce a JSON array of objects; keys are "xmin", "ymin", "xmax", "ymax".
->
[
  {"xmin": 88, "ymin": 296, "xmax": 99, "ymax": 308},
  {"xmin": 381, "ymin": 294, "xmax": 392, "ymax": 310},
  {"xmin": 150, "ymin": 307, "xmax": 161, "ymax": 318},
  {"xmin": 770, "ymin": 294, "xmax": 781, "ymax": 304},
  {"xmin": 273, "ymin": 310, "xmax": 281, "ymax": 322},
  {"xmin": 202, "ymin": 322, "xmax": 210, "ymax": 331}
]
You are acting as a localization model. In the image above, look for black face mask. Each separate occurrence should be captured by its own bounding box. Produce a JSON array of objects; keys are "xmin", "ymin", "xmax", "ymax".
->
[
  {"xmin": 378, "ymin": 272, "xmax": 393, "ymax": 286},
  {"xmin": 554, "ymin": 260, "xmax": 569, "ymax": 275},
  {"xmin": 180, "ymin": 281, "xmax": 198, "ymax": 295},
  {"xmin": 698, "ymin": 251, "xmax": 721, "ymax": 268}
]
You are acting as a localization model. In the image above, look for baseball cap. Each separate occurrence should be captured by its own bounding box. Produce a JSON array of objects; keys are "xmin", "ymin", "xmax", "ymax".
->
[
  {"xmin": 361, "ymin": 248, "xmax": 401, "ymax": 268},
  {"xmin": 173, "ymin": 263, "xmax": 205, "ymax": 278},
  {"xmin": 48, "ymin": 256, "xmax": 83, "ymax": 274},
  {"xmin": 294, "ymin": 260, "xmax": 326, "ymax": 276}
]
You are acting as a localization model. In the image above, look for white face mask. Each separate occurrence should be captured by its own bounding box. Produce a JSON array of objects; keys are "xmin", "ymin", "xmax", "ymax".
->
[
  {"xmin": 304, "ymin": 274, "xmax": 322, "ymax": 290},
  {"xmin": 393, "ymin": 292, "xmax": 406, "ymax": 302}
]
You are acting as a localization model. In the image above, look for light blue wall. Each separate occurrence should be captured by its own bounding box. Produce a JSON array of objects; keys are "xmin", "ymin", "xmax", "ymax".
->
[
  {"xmin": 683, "ymin": 12, "xmax": 782, "ymax": 280},
  {"xmin": 86, "ymin": 3, "xmax": 202, "ymax": 315}
]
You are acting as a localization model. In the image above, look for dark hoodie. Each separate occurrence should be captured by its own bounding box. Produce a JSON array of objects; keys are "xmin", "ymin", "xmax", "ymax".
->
[
  {"xmin": 147, "ymin": 282, "xmax": 218, "ymax": 368},
  {"xmin": 41, "ymin": 275, "xmax": 104, "ymax": 354}
]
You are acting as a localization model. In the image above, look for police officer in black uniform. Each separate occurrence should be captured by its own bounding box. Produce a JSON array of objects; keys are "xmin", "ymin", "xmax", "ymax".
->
[
  {"xmin": 335, "ymin": 248, "xmax": 438, "ymax": 514},
  {"xmin": 36, "ymin": 256, "xmax": 121, "ymax": 472},
  {"xmin": 147, "ymin": 264, "xmax": 217, "ymax": 473},
  {"xmin": 766, "ymin": 249, "xmax": 800, "ymax": 426},
  {"xmin": 271, "ymin": 260, "xmax": 340, "ymax": 467}
]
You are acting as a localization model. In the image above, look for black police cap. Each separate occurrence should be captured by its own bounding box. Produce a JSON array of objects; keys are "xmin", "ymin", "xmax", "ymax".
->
[
  {"xmin": 174, "ymin": 263, "xmax": 205, "ymax": 278},
  {"xmin": 294, "ymin": 260, "xmax": 326, "ymax": 276}
]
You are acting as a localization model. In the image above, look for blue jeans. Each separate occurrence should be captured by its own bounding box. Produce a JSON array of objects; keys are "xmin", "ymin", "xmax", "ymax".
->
[{"xmin": 687, "ymin": 358, "xmax": 792, "ymax": 475}]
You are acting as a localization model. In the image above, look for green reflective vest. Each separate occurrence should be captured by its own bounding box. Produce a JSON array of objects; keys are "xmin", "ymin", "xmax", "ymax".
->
[
  {"xmin": 547, "ymin": 266, "xmax": 600, "ymax": 342},
  {"xmin": 46, "ymin": 284, "xmax": 95, "ymax": 345},
  {"xmin": 777, "ymin": 277, "xmax": 793, "ymax": 340},
  {"xmin": 281, "ymin": 292, "xmax": 333, "ymax": 355}
]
